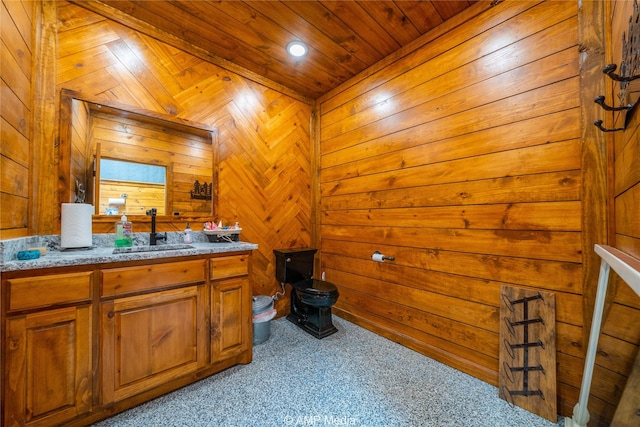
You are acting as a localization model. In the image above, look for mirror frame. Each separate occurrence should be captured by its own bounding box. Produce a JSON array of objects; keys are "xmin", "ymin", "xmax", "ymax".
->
[{"xmin": 58, "ymin": 88, "xmax": 219, "ymax": 229}]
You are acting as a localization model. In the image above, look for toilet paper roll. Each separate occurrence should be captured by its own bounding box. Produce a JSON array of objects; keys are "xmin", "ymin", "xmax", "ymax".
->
[
  {"xmin": 372, "ymin": 252, "xmax": 385, "ymax": 262},
  {"xmin": 61, "ymin": 203, "xmax": 93, "ymax": 248},
  {"xmin": 108, "ymin": 198, "xmax": 126, "ymax": 205}
]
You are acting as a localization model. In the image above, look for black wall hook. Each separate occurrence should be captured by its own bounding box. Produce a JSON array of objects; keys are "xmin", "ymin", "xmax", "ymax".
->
[
  {"xmin": 603, "ymin": 63, "xmax": 640, "ymax": 83},
  {"xmin": 594, "ymin": 120, "xmax": 625, "ymax": 133},
  {"xmin": 594, "ymin": 95, "xmax": 634, "ymax": 111}
]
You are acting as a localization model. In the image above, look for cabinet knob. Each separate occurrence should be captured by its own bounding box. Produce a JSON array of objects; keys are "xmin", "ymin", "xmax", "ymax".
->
[{"xmin": 107, "ymin": 311, "xmax": 115, "ymax": 319}]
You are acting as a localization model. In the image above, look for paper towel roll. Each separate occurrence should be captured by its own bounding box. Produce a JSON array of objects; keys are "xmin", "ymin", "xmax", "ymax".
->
[
  {"xmin": 108, "ymin": 198, "xmax": 126, "ymax": 205},
  {"xmin": 61, "ymin": 203, "xmax": 93, "ymax": 248}
]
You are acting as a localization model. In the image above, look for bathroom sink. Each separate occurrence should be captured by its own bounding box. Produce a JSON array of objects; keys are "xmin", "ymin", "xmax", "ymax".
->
[{"xmin": 112, "ymin": 244, "xmax": 194, "ymax": 254}]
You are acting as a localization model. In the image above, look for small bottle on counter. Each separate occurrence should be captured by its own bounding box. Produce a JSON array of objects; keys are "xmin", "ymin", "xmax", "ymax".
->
[
  {"xmin": 183, "ymin": 222, "xmax": 193, "ymax": 244},
  {"xmin": 115, "ymin": 213, "xmax": 133, "ymax": 248}
]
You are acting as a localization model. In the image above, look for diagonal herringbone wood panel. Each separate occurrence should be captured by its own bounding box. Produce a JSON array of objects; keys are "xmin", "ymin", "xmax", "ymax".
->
[{"xmin": 56, "ymin": 2, "xmax": 313, "ymax": 306}]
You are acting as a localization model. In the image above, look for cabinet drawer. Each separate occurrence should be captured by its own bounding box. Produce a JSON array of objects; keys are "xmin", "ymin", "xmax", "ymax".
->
[
  {"xmin": 210, "ymin": 255, "xmax": 248, "ymax": 279},
  {"xmin": 102, "ymin": 260, "xmax": 205, "ymax": 297},
  {"xmin": 7, "ymin": 272, "xmax": 93, "ymax": 311}
]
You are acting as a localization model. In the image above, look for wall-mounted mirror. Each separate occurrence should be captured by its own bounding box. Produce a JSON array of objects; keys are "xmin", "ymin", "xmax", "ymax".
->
[{"xmin": 58, "ymin": 89, "xmax": 218, "ymax": 227}]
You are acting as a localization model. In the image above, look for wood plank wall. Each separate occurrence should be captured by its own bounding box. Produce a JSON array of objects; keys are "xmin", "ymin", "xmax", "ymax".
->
[
  {"xmin": 595, "ymin": 0, "xmax": 640, "ymax": 425},
  {"xmin": 25, "ymin": 0, "xmax": 312, "ymax": 314},
  {"xmin": 316, "ymin": 1, "xmax": 620, "ymax": 423},
  {"xmin": 1, "ymin": 0, "xmax": 33, "ymax": 239},
  {"xmin": 98, "ymin": 180, "xmax": 166, "ymax": 217},
  {"xmin": 69, "ymin": 98, "xmax": 90, "ymax": 203},
  {"xmin": 610, "ymin": 3, "xmax": 640, "ymax": 256}
]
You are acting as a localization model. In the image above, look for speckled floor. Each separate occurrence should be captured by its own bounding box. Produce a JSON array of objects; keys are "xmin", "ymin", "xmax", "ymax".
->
[{"xmin": 93, "ymin": 316, "xmax": 563, "ymax": 427}]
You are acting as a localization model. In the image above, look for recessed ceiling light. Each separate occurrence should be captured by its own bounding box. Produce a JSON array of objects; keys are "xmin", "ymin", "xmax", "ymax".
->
[{"xmin": 287, "ymin": 41, "xmax": 308, "ymax": 58}]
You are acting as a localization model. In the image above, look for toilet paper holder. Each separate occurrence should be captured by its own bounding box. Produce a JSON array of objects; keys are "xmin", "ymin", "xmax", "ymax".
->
[{"xmin": 372, "ymin": 251, "xmax": 395, "ymax": 262}]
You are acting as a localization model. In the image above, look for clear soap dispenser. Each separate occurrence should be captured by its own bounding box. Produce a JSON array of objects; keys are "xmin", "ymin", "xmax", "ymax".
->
[
  {"xmin": 183, "ymin": 222, "xmax": 193, "ymax": 244},
  {"xmin": 115, "ymin": 213, "xmax": 133, "ymax": 248}
]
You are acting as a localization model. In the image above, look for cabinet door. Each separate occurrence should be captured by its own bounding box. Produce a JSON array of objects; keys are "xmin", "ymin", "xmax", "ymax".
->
[
  {"xmin": 211, "ymin": 276, "xmax": 251, "ymax": 362},
  {"xmin": 101, "ymin": 285, "xmax": 206, "ymax": 403},
  {"xmin": 4, "ymin": 306, "xmax": 92, "ymax": 427}
]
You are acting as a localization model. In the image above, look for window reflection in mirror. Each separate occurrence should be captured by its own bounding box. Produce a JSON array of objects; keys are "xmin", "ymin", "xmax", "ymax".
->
[{"xmin": 99, "ymin": 159, "xmax": 167, "ymax": 216}]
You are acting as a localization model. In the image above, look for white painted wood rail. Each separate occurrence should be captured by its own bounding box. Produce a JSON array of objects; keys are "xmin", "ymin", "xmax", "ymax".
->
[{"xmin": 565, "ymin": 245, "xmax": 640, "ymax": 427}]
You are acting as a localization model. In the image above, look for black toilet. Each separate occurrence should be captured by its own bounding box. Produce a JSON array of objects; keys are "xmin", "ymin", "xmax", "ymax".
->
[{"xmin": 273, "ymin": 248, "xmax": 339, "ymax": 339}]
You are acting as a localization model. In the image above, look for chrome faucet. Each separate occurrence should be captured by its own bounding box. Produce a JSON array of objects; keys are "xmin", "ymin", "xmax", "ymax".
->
[{"xmin": 146, "ymin": 208, "xmax": 166, "ymax": 245}]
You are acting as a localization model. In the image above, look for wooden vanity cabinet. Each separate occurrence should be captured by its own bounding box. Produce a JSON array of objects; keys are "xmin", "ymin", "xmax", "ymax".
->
[
  {"xmin": 99, "ymin": 260, "xmax": 207, "ymax": 404},
  {"xmin": 2, "ymin": 250, "xmax": 253, "ymax": 426},
  {"xmin": 3, "ymin": 272, "xmax": 93, "ymax": 427},
  {"xmin": 210, "ymin": 255, "xmax": 252, "ymax": 363}
]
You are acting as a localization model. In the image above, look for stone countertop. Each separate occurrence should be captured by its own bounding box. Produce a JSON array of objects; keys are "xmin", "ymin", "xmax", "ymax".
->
[{"xmin": 0, "ymin": 233, "xmax": 258, "ymax": 273}]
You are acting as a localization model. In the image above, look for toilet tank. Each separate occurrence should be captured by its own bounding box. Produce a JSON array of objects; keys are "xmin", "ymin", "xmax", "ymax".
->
[{"xmin": 273, "ymin": 248, "xmax": 318, "ymax": 284}]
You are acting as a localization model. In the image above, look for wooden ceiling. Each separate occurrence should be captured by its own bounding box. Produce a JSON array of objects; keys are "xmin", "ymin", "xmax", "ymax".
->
[{"xmin": 76, "ymin": 1, "xmax": 478, "ymax": 99}]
